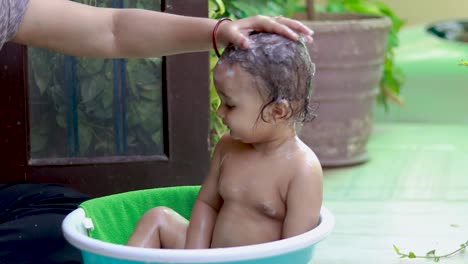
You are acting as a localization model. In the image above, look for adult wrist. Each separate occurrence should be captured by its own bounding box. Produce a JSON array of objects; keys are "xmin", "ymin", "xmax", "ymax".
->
[{"xmin": 212, "ymin": 18, "xmax": 232, "ymax": 57}]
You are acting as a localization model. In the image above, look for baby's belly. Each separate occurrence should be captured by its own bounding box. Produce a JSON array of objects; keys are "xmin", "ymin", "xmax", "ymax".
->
[{"xmin": 210, "ymin": 203, "xmax": 282, "ymax": 248}]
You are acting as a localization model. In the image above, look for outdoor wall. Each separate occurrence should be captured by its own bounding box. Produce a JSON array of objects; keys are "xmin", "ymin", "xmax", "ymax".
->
[
  {"xmin": 377, "ymin": 0, "xmax": 467, "ymax": 26},
  {"xmin": 315, "ymin": 0, "xmax": 467, "ymax": 26}
]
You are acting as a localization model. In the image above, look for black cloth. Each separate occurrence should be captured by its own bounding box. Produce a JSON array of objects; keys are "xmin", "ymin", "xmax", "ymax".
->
[{"xmin": 0, "ymin": 183, "xmax": 90, "ymax": 264}]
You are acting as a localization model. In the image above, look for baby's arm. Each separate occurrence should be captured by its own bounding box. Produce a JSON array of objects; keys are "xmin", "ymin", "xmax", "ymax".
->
[
  {"xmin": 185, "ymin": 137, "xmax": 225, "ymax": 249},
  {"xmin": 282, "ymin": 158, "xmax": 323, "ymax": 238}
]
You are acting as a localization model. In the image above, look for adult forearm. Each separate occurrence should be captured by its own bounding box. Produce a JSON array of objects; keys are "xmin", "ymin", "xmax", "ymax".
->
[
  {"xmin": 112, "ymin": 10, "xmax": 217, "ymax": 57},
  {"xmin": 13, "ymin": 0, "xmax": 218, "ymax": 58},
  {"xmin": 14, "ymin": 0, "xmax": 116, "ymax": 57}
]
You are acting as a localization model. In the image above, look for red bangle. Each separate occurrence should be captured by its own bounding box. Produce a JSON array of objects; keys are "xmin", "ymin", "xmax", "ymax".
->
[{"xmin": 212, "ymin": 18, "xmax": 232, "ymax": 58}]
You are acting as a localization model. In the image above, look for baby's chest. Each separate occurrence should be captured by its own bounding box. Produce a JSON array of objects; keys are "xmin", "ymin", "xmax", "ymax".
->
[{"xmin": 218, "ymin": 164, "xmax": 287, "ymax": 219}]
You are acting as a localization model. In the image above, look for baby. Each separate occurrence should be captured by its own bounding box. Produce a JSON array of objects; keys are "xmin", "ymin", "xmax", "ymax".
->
[{"xmin": 127, "ymin": 32, "xmax": 322, "ymax": 249}]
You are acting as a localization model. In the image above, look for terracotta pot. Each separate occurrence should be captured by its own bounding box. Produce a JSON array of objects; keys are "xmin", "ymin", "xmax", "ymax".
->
[{"xmin": 299, "ymin": 13, "xmax": 391, "ymax": 167}]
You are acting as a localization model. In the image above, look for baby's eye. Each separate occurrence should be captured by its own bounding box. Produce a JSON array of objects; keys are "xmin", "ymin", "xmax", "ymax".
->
[{"xmin": 226, "ymin": 104, "xmax": 235, "ymax": 110}]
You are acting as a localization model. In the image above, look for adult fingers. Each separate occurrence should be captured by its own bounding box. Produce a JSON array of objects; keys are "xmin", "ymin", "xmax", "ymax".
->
[
  {"xmin": 240, "ymin": 15, "xmax": 300, "ymax": 42},
  {"xmin": 274, "ymin": 16, "xmax": 314, "ymax": 38},
  {"xmin": 216, "ymin": 15, "xmax": 314, "ymax": 50}
]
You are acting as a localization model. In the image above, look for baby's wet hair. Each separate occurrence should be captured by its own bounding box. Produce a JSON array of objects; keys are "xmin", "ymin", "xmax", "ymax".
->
[{"xmin": 219, "ymin": 32, "xmax": 316, "ymax": 123}]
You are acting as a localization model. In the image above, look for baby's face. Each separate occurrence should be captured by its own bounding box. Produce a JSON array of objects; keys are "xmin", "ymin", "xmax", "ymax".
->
[{"xmin": 213, "ymin": 62, "xmax": 272, "ymax": 143}]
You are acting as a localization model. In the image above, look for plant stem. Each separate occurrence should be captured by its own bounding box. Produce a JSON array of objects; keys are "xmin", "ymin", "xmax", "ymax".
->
[
  {"xmin": 306, "ymin": 0, "xmax": 315, "ymax": 20},
  {"xmin": 394, "ymin": 241, "xmax": 467, "ymax": 262}
]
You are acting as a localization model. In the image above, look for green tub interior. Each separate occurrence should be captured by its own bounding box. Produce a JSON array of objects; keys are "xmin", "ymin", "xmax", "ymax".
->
[{"xmin": 80, "ymin": 185, "xmax": 201, "ymax": 245}]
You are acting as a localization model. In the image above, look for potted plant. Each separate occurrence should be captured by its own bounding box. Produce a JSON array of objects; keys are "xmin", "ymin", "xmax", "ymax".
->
[{"xmin": 295, "ymin": 0, "xmax": 404, "ymax": 166}]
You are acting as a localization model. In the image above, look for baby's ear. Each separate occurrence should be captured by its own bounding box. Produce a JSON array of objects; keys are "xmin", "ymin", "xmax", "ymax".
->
[{"xmin": 270, "ymin": 99, "xmax": 292, "ymax": 122}]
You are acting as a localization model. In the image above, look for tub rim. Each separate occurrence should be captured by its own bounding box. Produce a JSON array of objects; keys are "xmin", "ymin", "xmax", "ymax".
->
[{"xmin": 62, "ymin": 206, "xmax": 334, "ymax": 263}]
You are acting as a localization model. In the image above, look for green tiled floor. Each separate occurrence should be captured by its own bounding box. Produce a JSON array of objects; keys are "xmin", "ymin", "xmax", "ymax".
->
[{"xmin": 314, "ymin": 122, "xmax": 468, "ymax": 264}]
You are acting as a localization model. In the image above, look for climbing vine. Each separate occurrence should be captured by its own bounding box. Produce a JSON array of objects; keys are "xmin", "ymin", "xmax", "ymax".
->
[{"xmin": 393, "ymin": 241, "xmax": 467, "ymax": 262}]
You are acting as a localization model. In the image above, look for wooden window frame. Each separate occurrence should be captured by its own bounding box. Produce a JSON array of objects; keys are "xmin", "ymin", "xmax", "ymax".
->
[{"xmin": 0, "ymin": 0, "xmax": 210, "ymax": 196}]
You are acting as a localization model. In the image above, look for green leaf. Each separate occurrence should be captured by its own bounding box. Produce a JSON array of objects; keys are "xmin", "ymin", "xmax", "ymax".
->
[
  {"xmin": 326, "ymin": 2, "xmax": 346, "ymax": 12},
  {"xmin": 126, "ymin": 111, "xmax": 139, "ymax": 127},
  {"xmin": 214, "ymin": 0, "xmax": 226, "ymax": 14},
  {"xmin": 32, "ymin": 68, "xmax": 51, "ymax": 96},
  {"xmin": 94, "ymin": 140, "xmax": 112, "ymax": 152},
  {"xmin": 387, "ymin": 33, "xmax": 399, "ymax": 49},
  {"xmin": 315, "ymin": 4, "xmax": 326, "ymax": 12},
  {"xmin": 101, "ymin": 87, "xmax": 113, "ymax": 109},
  {"xmin": 56, "ymin": 114, "xmax": 67, "ymax": 129},
  {"xmin": 392, "ymin": 244, "xmax": 400, "ymax": 254},
  {"xmin": 144, "ymin": 57, "xmax": 162, "ymax": 68},
  {"xmin": 209, "ymin": 0, "xmax": 226, "ymax": 18},
  {"xmin": 78, "ymin": 122, "xmax": 93, "ymax": 155},
  {"xmin": 135, "ymin": 102, "xmax": 161, "ymax": 133},
  {"xmin": 408, "ymin": 252, "xmax": 416, "ymax": 258},
  {"xmin": 80, "ymin": 76, "xmax": 105, "ymax": 103},
  {"xmin": 227, "ymin": 0, "xmax": 289, "ymax": 18},
  {"xmin": 265, "ymin": 2, "xmax": 283, "ymax": 16},
  {"xmin": 459, "ymin": 60, "xmax": 468, "ymax": 66},
  {"xmin": 77, "ymin": 58, "xmax": 105, "ymax": 77},
  {"xmin": 426, "ymin": 249, "xmax": 436, "ymax": 257},
  {"xmin": 151, "ymin": 130, "xmax": 162, "ymax": 145},
  {"xmin": 140, "ymin": 89, "xmax": 159, "ymax": 100},
  {"xmin": 230, "ymin": 1, "xmax": 260, "ymax": 17},
  {"xmin": 126, "ymin": 58, "xmax": 161, "ymax": 100},
  {"xmin": 345, "ymin": 2, "xmax": 382, "ymax": 15}
]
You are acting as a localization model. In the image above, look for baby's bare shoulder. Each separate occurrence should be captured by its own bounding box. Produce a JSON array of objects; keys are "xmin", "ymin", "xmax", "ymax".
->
[
  {"xmin": 282, "ymin": 142, "xmax": 322, "ymax": 205},
  {"xmin": 290, "ymin": 141, "xmax": 322, "ymax": 180}
]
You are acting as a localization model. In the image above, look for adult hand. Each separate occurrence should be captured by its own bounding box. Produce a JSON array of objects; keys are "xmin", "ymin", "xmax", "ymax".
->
[{"xmin": 216, "ymin": 16, "xmax": 314, "ymax": 49}]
